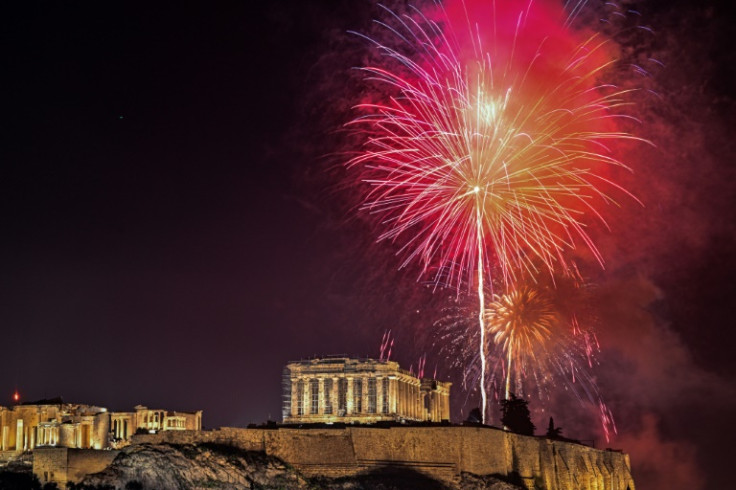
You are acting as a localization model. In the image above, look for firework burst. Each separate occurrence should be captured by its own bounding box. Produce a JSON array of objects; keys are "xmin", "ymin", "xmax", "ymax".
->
[
  {"xmin": 346, "ymin": 0, "xmax": 642, "ymax": 422},
  {"xmin": 485, "ymin": 285, "xmax": 558, "ymax": 399},
  {"xmin": 433, "ymin": 274, "xmax": 616, "ymax": 440}
]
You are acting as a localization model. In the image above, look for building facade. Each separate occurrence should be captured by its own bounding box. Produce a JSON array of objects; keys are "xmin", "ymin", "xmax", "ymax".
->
[
  {"xmin": 282, "ymin": 357, "xmax": 451, "ymax": 424},
  {"xmin": 110, "ymin": 405, "xmax": 202, "ymax": 441},
  {"xmin": 0, "ymin": 399, "xmax": 109, "ymax": 452}
]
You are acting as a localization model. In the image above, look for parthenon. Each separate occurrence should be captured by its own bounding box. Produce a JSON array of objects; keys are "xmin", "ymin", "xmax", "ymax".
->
[{"xmin": 282, "ymin": 357, "xmax": 451, "ymax": 424}]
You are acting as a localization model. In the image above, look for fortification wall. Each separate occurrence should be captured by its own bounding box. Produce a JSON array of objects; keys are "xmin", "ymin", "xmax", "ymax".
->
[
  {"xmin": 67, "ymin": 449, "xmax": 119, "ymax": 485},
  {"xmin": 33, "ymin": 447, "xmax": 119, "ymax": 487},
  {"xmin": 133, "ymin": 426, "xmax": 635, "ymax": 490},
  {"xmin": 33, "ymin": 447, "xmax": 67, "ymax": 486}
]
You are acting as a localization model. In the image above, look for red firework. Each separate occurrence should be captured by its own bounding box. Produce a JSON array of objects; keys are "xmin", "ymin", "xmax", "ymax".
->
[{"xmin": 346, "ymin": 0, "xmax": 643, "ymax": 423}]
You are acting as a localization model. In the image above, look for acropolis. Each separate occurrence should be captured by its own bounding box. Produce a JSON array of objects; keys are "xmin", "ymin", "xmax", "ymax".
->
[{"xmin": 0, "ymin": 358, "xmax": 636, "ymax": 489}]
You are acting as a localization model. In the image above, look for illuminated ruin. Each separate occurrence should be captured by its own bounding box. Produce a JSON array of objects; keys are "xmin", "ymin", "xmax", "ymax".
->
[
  {"xmin": 110, "ymin": 405, "xmax": 202, "ymax": 442},
  {"xmin": 0, "ymin": 399, "xmax": 109, "ymax": 451},
  {"xmin": 282, "ymin": 357, "xmax": 451, "ymax": 424},
  {"xmin": 0, "ymin": 398, "xmax": 202, "ymax": 453}
]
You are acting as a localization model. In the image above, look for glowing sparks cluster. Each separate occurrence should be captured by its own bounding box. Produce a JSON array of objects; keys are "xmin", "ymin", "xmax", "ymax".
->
[{"xmin": 485, "ymin": 286, "xmax": 558, "ymax": 397}]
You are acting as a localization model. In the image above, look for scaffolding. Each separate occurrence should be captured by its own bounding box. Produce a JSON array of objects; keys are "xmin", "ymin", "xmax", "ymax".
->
[{"xmin": 281, "ymin": 366, "xmax": 291, "ymax": 422}]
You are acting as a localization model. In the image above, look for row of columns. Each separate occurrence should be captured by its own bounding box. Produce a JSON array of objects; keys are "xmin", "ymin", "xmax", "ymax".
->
[
  {"xmin": 426, "ymin": 390, "xmax": 447, "ymax": 421},
  {"xmin": 290, "ymin": 375, "xmax": 427, "ymax": 420},
  {"xmin": 396, "ymin": 377, "xmax": 423, "ymax": 420},
  {"xmin": 112, "ymin": 418, "xmax": 130, "ymax": 439},
  {"xmin": 0, "ymin": 422, "xmax": 99, "ymax": 452},
  {"xmin": 292, "ymin": 375, "xmax": 396, "ymax": 417},
  {"xmin": 1, "ymin": 423, "xmax": 59, "ymax": 452}
]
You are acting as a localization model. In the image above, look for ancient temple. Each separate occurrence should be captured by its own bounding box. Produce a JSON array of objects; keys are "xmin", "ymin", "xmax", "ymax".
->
[
  {"xmin": 0, "ymin": 398, "xmax": 202, "ymax": 453},
  {"xmin": 110, "ymin": 405, "xmax": 202, "ymax": 441},
  {"xmin": 282, "ymin": 357, "xmax": 451, "ymax": 424},
  {"xmin": 0, "ymin": 399, "xmax": 109, "ymax": 451}
]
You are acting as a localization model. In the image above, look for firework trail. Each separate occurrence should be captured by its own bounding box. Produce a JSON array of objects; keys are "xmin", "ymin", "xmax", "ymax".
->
[
  {"xmin": 346, "ymin": 0, "xmax": 642, "ymax": 422},
  {"xmin": 379, "ymin": 329, "xmax": 395, "ymax": 360},
  {"xmin": 417, "ymin": 353, "xmax": 427, "ymax": 378}
]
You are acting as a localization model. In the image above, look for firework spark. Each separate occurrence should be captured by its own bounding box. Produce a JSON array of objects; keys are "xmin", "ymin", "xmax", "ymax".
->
[{"xmin": 346, "ymin": 0, "xmax": 641, "ymax": 422}]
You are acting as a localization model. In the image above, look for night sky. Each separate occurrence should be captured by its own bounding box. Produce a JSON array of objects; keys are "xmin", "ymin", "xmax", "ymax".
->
[{"xmin": 1, "ymin": 1, "xmax": 734, "ymax": 489}]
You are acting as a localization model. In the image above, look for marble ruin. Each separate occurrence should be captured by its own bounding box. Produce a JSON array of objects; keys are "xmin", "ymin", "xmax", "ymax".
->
[
  {"xmin": 111, "ymin": 405, "xmax": 202, "ymax": 442},
  {"xmin": 0, "ymin": 398, "xmax": 202, "ymax": 453},
  {"xmin": 282, "ymin": 357, "xmax": 451, "ymax": 424},
  {"xmin": 0, "ymin": 399, "xmax": 109, "ymax": 451}
]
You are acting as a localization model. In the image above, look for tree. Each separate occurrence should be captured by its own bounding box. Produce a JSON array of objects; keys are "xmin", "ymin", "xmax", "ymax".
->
[
  {"xmin": 465, "ymin": 408, "xmax": 483, "ymax": 424},
  {"xmin": 546, "ymin": 417, "xmax": 563, "ymax": 439},
  {"xmin": 500, "ymin": 393, "xmax": 535, "ymax": 435}
]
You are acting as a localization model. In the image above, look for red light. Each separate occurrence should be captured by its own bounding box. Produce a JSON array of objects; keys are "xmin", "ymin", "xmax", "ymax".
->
[{"xmin": 12, "ymin": 392, "xmax": 19, "ymax": 403}]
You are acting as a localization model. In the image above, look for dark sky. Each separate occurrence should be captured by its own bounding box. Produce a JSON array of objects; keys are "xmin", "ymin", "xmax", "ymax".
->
[{"xmin": 1, "ymin": 1, "xmax": 734, "ymax": 488}]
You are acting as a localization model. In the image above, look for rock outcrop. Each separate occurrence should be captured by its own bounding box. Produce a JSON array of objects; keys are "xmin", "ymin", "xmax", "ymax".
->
[
  {"xmin": 80, "ymin": 443, "xmax": 309, "ymax": 489},
  {"xmin": 80, "ymin": 443, "xmax": 521, "ymax": 489}
]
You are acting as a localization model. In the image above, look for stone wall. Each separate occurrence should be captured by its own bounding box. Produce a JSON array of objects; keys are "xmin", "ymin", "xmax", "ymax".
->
[
  {"xmin": 33, "ymin": 447, "xmax": 119, "ymax": 487},
  {"xmin": 133, "ymin": 426, "xmax": 635, "ymax": 490}
]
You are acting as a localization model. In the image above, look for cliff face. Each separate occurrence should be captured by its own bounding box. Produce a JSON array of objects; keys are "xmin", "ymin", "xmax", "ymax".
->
[
  {"xmin": 81, "ymin": 443, "xmax": 310, "ymax": 489},
  {"xmin": 80, "ymin": 443, "xmax": 521, "ymax": 490}
]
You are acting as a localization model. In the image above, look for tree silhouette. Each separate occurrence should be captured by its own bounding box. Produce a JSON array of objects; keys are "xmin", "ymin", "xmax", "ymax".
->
[
  {"xmin": 546, "ymin": 417, "xmax": 563, "ymax": 439},
  {"xmin": 500, "ymin": 393, "xmax": 535, "ymax": 435},
  {"xmin": 465, "ymin": 407, "xmax": 483, "ymax": 424}
]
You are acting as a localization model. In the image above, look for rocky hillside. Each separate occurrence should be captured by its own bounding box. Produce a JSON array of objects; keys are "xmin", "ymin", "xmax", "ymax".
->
[{"xmin": 78, "ymin": 443, "xmax": 522, "ymax": 489}]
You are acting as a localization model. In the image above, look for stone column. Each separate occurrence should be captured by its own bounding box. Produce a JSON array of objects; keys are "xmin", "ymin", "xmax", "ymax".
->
[
  {"xmin": 406, "ymin": 383, "xmax": 414, "ymax": 418},
  {"xmin": 413, "ymin": 384, "xmax": 419, "ymax": 419},
  {"xmin": 444, "ymin": 392, "xmax": 450, "ymax": 420},
  {"xmin": 401, "ymin": 381, "xmax": 407, "ymax": 418},
  {"xmin": 414, "ymin": 384, "xmax": 419, "ymax": 419},
  {"xmin": 318, "ymin": 377, "xmax": 325, "ymax": 415},
  {"xmin": 362, "ymin": 376, "xmax": 369, "ymax": 414},
  {"xmin": 376, "ymin": 377, "xmax": 383, "ymax": 415},
  {"xmin": 15, "ymin": 420, "xmax": 22, "ymax": 452},
  {"xmin": 396, "ymin": 381, "xmax": 401, "ymax": 416},
  {"xmin": 308, "ymin": 378, "xmax": 315, "ymax": 416},
  {"xmin": 403, "ymin": 382, "xmax": 408, "ymax": 418},
  {"xmin": 290, "ymin": 379, "xmax": 298, "ymax": 418},
  {"xmin": 387, "ymin": 378, "xmax": 394, "ymax": 414},
  {"xmin": 346, "ymin": 377, "xmax": 354, "ymax": 415},
  {"xmin": 417, "ymin": 385, "xmax": 426, "ymax": 420},
  {"xmin": 331, "ymin": 377, "xmax": 339, "ymax": 417}
]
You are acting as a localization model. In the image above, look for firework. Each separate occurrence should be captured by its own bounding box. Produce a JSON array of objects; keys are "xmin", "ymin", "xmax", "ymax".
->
[
  {"xmin": 485, "ymin": 286, "xmax": 558, "ymax": 399},
  {"xmin": 433, "ymin": 276, "xmax": 616, "ymax": 440},
  {"xmin": 346, "ymin": 0, "xmax": 640, "ymax": 422}
]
